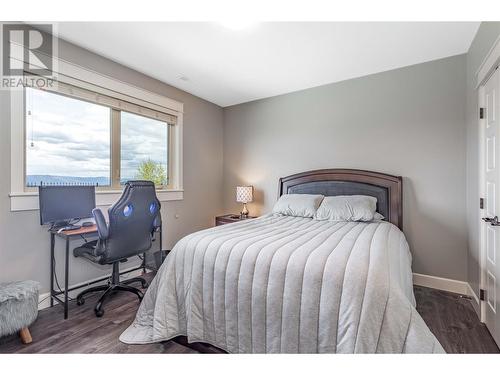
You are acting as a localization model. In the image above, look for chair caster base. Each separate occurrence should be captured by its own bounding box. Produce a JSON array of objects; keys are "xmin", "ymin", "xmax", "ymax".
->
[
  {"xmin": 95, "ymin": 308, "xmax": 104, "ymax": 317},
  {"xmin": 75, "ymin": 267, "xmax": 147, "ymax": 318},
  {"xmin": 122, "ymin": 277, "xmax": 149, "ymax": 289}
]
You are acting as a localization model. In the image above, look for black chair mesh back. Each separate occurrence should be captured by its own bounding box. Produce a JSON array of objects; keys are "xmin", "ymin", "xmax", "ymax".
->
[{"xmin": 103, "ymin": 181, "xmax": 161, "ymax": 263}]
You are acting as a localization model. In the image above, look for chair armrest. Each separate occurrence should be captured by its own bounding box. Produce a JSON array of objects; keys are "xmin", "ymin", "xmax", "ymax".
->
[{"xmin": 92, "ymin": 208, "xmax": 109, "ymax": 240}]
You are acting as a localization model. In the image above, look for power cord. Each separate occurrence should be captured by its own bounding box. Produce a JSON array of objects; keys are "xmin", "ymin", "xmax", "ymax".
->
[
  {"xmin": 37, "ymin": 294, "xmax": 50, "ymax": 306},
  {"xmin": 52, "ymin": 256, "xmax": 74, "ymax": 301}
]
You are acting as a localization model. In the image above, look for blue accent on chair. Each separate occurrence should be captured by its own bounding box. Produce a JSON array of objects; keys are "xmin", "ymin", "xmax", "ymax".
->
[
  {"xmin": 149, "ymin": 202, "xmax": 157, "ymax": 214},
  {"xmin": 123, "ymin": 204, "xmax": 133, "ymax": 217}
]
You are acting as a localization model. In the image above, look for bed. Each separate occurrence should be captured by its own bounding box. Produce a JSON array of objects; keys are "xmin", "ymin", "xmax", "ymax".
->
[{"xmin": 120, "ymin": 169, "xmax": 444, "ymax": 353}]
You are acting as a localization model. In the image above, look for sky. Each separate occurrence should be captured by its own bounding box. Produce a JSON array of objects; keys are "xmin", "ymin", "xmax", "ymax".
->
[
  {"xmin": 121, "ymin": 111, "xmax": 168, "ymax": 181},
  {"xmin": 25, "ymin": 87, "xmax": 168, "ymax": 183}
]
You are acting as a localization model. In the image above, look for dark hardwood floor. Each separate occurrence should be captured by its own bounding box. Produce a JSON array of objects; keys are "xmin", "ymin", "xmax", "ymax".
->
[
  {"xmin": 0, "ymin": 280, "xmax": 498, "ymax": 353},
  {"xmin": 0, "ymin": 274, "xmax": 197, "ymax": 354},
  {"xmin": 414, "ymin": 286, "xmax": 499, "ymax": 354}
]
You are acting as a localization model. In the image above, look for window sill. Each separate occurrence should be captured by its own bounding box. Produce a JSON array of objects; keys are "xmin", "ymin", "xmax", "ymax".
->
[{"xmin": 9, "ymin": 189, "xmax": 184, "ymax": 212}]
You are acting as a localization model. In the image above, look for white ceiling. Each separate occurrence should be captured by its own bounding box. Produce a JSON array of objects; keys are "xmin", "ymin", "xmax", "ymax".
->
[{"xmin": 57, "ymin": 22, "xmax": 480, "ymax": 107}]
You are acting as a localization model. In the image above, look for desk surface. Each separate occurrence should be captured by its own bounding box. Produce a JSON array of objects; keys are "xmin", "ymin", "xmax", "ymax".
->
[{"xmin": 54, "ymin": 225, "xmax": 98, "ymax": 237}]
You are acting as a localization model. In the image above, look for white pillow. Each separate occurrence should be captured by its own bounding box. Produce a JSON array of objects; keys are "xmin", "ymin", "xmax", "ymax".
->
[
  {"xmin": 272, "ymin": 194, "xmax": 324, "ymax": 218},
  {"xmin": 314, "ymin": 195, "xmax": 377, "ymax": 222},
  {"xmin": 373, "ymin": 212, "xmax": 385, "ymax": 221}
]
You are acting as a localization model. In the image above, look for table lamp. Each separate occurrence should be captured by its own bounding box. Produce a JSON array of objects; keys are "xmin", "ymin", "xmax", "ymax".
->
[{"xmin": 236, "ymin": 186, "xmax": 253, "ymax": 218}]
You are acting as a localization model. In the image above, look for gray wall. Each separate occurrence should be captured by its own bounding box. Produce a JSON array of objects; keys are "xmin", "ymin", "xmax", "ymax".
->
[
  {"xmin": 466, "ymin": 22, "xmax": 500, "ymax": 295},
  {"xmin": 0, "ymin": 25, "xmax": 487, "ymax": 293},
  {"xmin": 223, "ymin": 55, "xmax": 468, "ymax": 281},
  {"xmin": 0, "ymin": 35, "xmax": 224, "ymax": 294}
]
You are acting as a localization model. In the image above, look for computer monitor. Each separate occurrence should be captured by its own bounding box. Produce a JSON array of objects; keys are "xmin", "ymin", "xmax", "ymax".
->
[{"xmin": 39, "ymin": 185, "xmax": 96, "ymax": 227}]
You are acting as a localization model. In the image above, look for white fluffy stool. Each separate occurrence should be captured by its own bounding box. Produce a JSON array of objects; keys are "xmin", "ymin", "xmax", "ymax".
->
[{"xmin": 0, "ymin": 281, "xmax": 40, "ymax": 344}]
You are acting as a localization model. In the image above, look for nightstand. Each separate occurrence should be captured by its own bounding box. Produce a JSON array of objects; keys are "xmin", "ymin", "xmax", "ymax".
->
[{"xmin": 215, "ymin": 214, "xmax": 257, "ymax": 226}]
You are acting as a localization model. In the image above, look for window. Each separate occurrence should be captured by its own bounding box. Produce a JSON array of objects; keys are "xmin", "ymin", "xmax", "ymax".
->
[
  {"xmin": 10, "ymin": 59, "xmax": 183, "ymax": 211},
  {"xmin": 26, "ymin": 87, "xmax": 112, "ymax": 187},
  {"xmin": 24, "ymin": 86, "xmax": 173, "ymax": 190},
  {"xmin": 120, "ymin": 111, "xmax": 170, "ymax": 187}
]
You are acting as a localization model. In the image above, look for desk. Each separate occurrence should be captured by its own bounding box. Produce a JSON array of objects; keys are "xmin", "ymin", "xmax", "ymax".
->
[{"xmin": 50, "ymin": 225, "xmax": 161, "ymax": 319}]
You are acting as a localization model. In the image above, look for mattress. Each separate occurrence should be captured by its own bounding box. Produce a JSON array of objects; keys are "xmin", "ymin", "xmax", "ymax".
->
[{"xmin": 120, "ymin": 214, "xmax": 444, "ymax": 353}]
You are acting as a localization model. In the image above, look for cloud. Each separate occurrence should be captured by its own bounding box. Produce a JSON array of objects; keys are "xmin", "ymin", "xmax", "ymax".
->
[{"xmin": 26, "ymin": 88, "xmax": 168, "ymax": 179}]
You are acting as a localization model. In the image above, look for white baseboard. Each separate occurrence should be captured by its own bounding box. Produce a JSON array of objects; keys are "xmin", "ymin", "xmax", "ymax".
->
[
  {"xmin": 413, "ymin": 273, "xmax": 482, "ymax": 319},
  {"xmin": 38, "ymin": 266, "xmax": 145, "ymax": 311},
  {"xmin": 467, "ymin": 283, "xmax": 481, "ymax": 317},
  {"xmin": 413, "ymin": 272, "xmax": 469, "ymax": 295}
]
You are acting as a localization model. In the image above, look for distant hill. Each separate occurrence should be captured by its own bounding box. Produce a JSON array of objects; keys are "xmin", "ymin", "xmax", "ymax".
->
[{"xmin": 26, "ymin": 175, "xmax": 110, "ymax": 187}]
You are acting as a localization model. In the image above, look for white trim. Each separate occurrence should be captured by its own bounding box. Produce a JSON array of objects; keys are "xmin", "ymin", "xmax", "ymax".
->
[
  {"xmin": 41, "ymin": 80, "xmax": 178, "ymax": 124},
  {"xmin": 467, "ymin": 283, "xmax": 481, "ymax": 318},
  {"xmin": 10, "ymin": 88, "xmax": 24, "ymax": 195},
  {"xmin": 412, "ymin": 273, "xmax": 469, "ymax": 295},
  {"xmin": 37, "ymin": 266, "xmax": 144, "ymax": 311},
  {"xmin": 54, "ymin": 58, "xmax": 183, "ymax": 114},
  {"xmin": 413, "ymin": 274, "xmax": 483, "ymax": 318},
  {"xmin": 7, "ymin": 38, "xmax": 183, "ymax": 113},
  {"xmin": 10, "ymin": 189, "xmax": 184, "ymax": 211},
  {"xmin": 173, "ymin": 112, "xmax": 183, "ymax": 192},
  {"xmin": 37, "ymin": 293, "xmax": 51, "ymax": 310},
  {"xmin": 475, "ymin": 34, "xmax": 500, "ymax": 89},
  {"xmin": 478, "ymin": 84, "xmax": 487, "ymax": 323}
]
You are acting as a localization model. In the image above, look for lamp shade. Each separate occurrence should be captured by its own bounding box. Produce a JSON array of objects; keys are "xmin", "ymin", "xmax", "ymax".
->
[{"xmin": 236, "ymin": 186, "xmax": 253, "ymax": 203}]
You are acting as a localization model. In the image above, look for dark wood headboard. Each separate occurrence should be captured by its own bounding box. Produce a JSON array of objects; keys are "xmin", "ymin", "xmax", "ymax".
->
[{"xmin": 278, "ymin": 169, "xmax": 403, "ymax": 229}]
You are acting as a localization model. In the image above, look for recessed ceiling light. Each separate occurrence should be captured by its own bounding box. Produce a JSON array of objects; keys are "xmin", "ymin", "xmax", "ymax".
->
[{"xmin": 217, "ymin": 21, "xmax": 257, "ymax": 31}]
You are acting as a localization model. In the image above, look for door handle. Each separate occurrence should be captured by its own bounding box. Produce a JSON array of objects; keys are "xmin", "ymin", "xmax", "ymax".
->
[{"xmin": 483, "ymin": 216, "xmax": 500, "ymax": 226}]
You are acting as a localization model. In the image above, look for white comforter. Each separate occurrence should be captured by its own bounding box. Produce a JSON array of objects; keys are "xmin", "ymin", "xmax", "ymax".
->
[{"xmin": 120, "ymin": 214, "xmax": 444, "ymax": 353}]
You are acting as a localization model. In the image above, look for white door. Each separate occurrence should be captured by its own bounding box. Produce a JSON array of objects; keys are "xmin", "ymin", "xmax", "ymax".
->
[{"xmin": 483, "ymin": 67, "xmax": 500, "ymax": 345}]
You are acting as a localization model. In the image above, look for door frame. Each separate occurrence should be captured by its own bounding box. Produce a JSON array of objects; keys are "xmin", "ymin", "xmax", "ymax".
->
[
  {"xmin": 478, "ymin": 35, "xmax": 500, "ymax": 323},
  {"xmin": 479, "ymin": 84, "xmax": 486, "ymax": 323}
]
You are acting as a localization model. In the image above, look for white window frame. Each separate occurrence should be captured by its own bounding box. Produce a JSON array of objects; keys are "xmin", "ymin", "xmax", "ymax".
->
[{"xmin": 10, "ymin": 56, "xmax": 184, "ymax": 211}]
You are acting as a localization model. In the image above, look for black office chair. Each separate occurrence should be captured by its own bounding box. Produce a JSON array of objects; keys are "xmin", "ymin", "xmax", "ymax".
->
[{"xmin": 73, "ymin": 181, "xmax": 161, "ymax": 317}]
